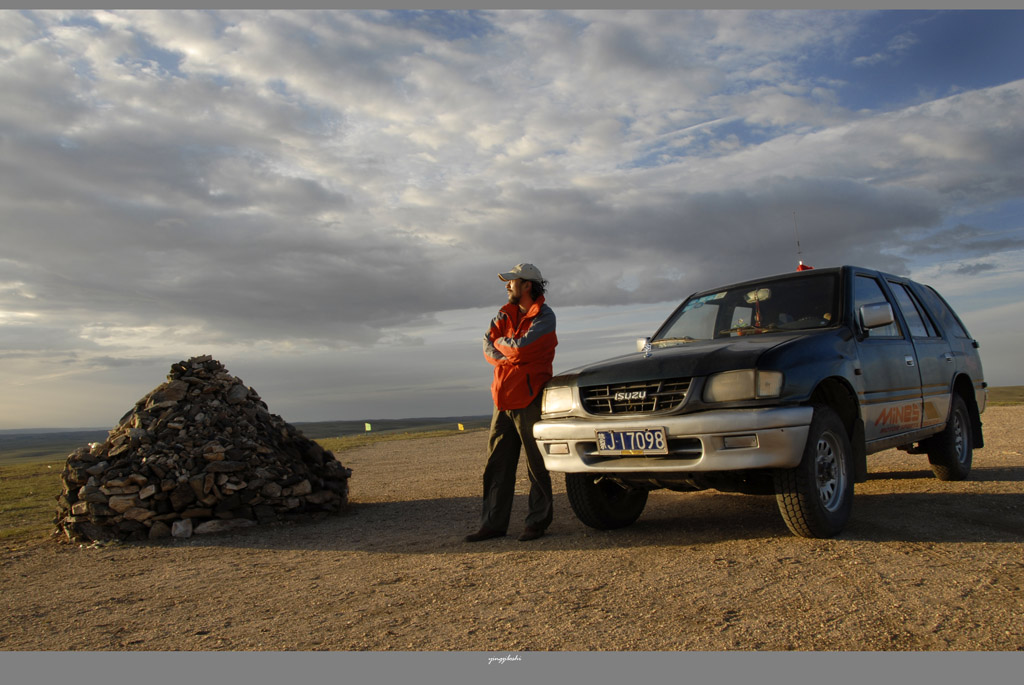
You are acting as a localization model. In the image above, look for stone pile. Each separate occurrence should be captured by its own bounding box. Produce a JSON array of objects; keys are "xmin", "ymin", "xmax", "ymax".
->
[{"xmin": 54, "ymin": 355, "xmax": 352, "ymax": 542}]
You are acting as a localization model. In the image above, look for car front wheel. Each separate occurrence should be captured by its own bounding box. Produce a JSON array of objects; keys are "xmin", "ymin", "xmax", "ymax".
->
[
  {"xmin": 565, "ymin": 473, "xmax": 648, "ymax": 530},
  {"xmin": 774, "ymin": 405, "xmax": 854, "ymax": 538}
]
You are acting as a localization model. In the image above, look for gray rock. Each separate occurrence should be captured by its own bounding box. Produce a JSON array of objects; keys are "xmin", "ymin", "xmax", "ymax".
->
[
  {"xmin": 85, "ymin": 461, "xmax": 109, "ymax": 476},
  {"xmin": 77, "ymin": 486, "xmax": 109, "ymax": 504},
  {"xmin": 204, "ymin": 460, "xmax": 246, "ymax": 473},
  {"xmin": 122, "ymin": 506, "xmax": 155, "ymax": 522},
  {"xmin": 171, "ymin": 518, "xmax": 193, "ymax": 539},
  {"xmin": 169, "ymin": 483, "xmax": 197, "ymax": 511},
  {"xmin": 107, "ymin": 495, "xmax": 138, "ymax": 513},
  {"xmin": 305, "ymin": 490, "xmax": 336, "ymax": 505},
  {"xmin": 286, "ymin": 479, "xmax": 312, "ymax": 497},
  {"xmin": 148, "ymin": 521, "xmax": 171, "ymax": 540},
  {"xmin": 225, "ymin": 384, "xmax": 249, "ymax": 405},
  {"xmin": 193, "ymin": 519, "xmax": 256, "ymax": 535},
  {"xmin": 152, "ymin": 380, "xmax": 189, "ymax": 403}
]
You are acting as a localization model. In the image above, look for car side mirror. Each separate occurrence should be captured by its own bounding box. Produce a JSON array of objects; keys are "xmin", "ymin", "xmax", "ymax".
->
[{"xmin": 860, "ymin": 302, "xmax": 895, "ymax": 329}]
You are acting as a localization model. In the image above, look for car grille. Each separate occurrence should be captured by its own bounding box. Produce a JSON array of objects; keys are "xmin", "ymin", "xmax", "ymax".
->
[{"xmin": 580, "ymin": 378, "xmax": 691, "ymax": 415}]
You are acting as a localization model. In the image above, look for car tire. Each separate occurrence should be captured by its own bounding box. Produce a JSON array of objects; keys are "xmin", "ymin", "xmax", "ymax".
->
[
  {"xmin": 925, "ymin": 394, "xmax": 973, "ymax": 481},
  {"xmin": 774, "ymin": 405, "xmax": 854, "ymax": 538},
  {"xmin": 565, "ymin": 473, "xmax": 648, "ymax": 530}
]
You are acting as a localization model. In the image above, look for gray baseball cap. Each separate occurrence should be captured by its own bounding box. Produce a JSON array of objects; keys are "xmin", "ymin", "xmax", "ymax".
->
[{"xmin": 498, "ymin": 263, "xmax": 543, "ymax": 282}]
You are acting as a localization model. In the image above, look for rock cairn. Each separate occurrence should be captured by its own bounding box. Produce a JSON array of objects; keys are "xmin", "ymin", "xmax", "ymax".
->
[{"xmin": 54, "ymin": 355, "xmax": 352, "ymax": 543}]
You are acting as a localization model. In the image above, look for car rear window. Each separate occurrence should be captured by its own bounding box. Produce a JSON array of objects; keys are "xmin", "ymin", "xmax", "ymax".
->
[{"xmin": 917, "ymin": 285, "xmax": 971, "ymax": 339}]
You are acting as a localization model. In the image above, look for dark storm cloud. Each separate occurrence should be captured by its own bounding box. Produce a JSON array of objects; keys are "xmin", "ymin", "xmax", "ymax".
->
[
  {"xmin": 904, "ymin": 224, "xmax": 1024, "ymax": 257},
  {"xmin": 487, "ymin": 176, "xmax": 939, "ymax": 307},
  {"xmin": 955, "ymin": 262, "xmax": 997, "ymax": 276}
]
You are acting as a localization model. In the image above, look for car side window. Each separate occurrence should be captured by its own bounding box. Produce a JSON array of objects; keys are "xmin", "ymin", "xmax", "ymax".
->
[
  {"xmin": 854, "ymin": 276, "xmax": 901, "ymax": 338},
  {"xmin": 916, "ymin": 286, "xmax": 971, "ymax": 339},
  {"xmin": 889, "ymin": 282, "xmax": 939, "ymax": 338}
]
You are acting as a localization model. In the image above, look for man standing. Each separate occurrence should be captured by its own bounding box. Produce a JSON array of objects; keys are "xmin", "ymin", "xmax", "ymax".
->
[{"xmin": 466, "ymin": 263, "xmax": 558, "ymax": 543}]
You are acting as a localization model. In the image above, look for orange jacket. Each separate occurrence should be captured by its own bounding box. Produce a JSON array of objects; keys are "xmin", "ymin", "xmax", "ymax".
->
[{"xmin": 483, "ymin": 296, "xmax": 557, "ymax": 410}]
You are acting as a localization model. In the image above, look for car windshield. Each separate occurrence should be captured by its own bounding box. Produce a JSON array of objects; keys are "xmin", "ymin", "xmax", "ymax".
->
[{"xmin": 653, "ymin": 273, "xmax": 838, "ymax": 344}]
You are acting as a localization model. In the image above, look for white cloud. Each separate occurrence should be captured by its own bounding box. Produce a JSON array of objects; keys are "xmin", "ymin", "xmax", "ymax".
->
[
  {"xmin": 2, "ymin": 9, "xmax": 1023, "ymax": 426},
  {"xmin": 853, "ymin": 31, "xmax": 919, "ymax": 67}
]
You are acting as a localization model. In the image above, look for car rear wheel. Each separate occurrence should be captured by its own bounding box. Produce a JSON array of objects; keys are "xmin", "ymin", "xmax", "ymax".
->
[
  {"xmin": 565, "ymin": 473, "xmax": 648, "ymax": 530},
  {"xmin": 774, "ymin": 405, "xmax": 854, "ymax": 538},
  {"xmin": 925, "ymin": 394, "xmax": 973, "ymax": 481}
]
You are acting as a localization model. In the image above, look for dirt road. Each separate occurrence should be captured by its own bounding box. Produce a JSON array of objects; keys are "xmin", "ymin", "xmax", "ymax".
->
[{"xmin": 2, "ymin": 406, "xmax": 1022, "ymax": 651}]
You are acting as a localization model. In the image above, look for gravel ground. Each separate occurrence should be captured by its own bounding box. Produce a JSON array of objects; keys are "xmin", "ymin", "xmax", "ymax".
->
[{"xmin": 1, "ymin": 406, "xmax": 1022, "ymax": 652}]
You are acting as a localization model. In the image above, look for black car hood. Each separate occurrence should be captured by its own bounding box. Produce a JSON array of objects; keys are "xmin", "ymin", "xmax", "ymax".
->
[{"xmin": 555, "ymin": 333, "xmax": 808, "ymax": 386}]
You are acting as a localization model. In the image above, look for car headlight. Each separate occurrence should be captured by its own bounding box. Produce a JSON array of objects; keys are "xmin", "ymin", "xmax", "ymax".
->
[
  {"xmin": 703, "ymin": 370, "xmax": 783, "ymax": 403},
  {"xmin": 542, "ymin": 386, "xmax": 574, "ymax": 414}
]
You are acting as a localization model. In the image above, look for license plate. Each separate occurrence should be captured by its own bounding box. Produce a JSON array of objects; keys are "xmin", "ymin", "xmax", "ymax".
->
[{"xmin": 595, "ymin": 428, "xmax": 668, "ymax": 455}]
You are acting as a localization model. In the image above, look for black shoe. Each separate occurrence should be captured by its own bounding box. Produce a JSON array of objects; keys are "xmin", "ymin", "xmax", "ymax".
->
[
  {"xmin": 518, "ymin": 527, "xmax": 545, "ymax": 542},
  {"xmin": 465, "ymin": 527, "xmax": 505, "ymax": 542}
]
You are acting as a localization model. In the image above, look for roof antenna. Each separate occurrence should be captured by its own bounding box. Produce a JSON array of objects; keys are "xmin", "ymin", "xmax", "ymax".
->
[{"xmin": 793, "ymin": 211, "xmax": 813, "ymax": 271}]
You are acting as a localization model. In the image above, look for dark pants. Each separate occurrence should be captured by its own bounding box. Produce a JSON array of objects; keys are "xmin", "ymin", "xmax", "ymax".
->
[{"xmin": 479, "ymin": 393, "xmax": 553, "ymax": 532}]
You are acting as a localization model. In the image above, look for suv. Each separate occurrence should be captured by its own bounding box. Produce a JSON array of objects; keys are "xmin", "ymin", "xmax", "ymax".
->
[{"xmin": 533, "ymin": 265, "xmax": 986, "ymax": 538}]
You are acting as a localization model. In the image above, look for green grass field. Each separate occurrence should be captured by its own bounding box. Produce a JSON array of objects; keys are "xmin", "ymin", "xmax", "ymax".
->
[
  {"xmin": 0, "ymin": 459, "xmax": 64, "ymax": 546},
  {"xmin": 988, "ymin": 385, "xmax": 1024, "ymax": 405},
  {"xmin": 0, "ymin": 430, "xmax": 107, "ymax": 464}
]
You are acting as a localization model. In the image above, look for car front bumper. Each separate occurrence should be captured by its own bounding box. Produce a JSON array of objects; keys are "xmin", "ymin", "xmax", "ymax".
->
[{"xmin": 533, "ymin": 406, "xmax": 813, "ymax": 474}]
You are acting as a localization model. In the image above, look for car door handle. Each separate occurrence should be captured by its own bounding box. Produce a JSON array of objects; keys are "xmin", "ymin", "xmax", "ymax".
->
[
  {"xmin": 943, "ymin": 353, "xmax": 954, "ymax": 363},
  {"xmin": 905, "ymin": 355, "xmax": 916, "ymax": 367}
]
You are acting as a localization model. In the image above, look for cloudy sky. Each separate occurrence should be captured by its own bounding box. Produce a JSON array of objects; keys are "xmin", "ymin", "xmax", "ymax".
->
[{"xmin": 2, "ymin": 9, "xmax": 1024, "ymax": 429}]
